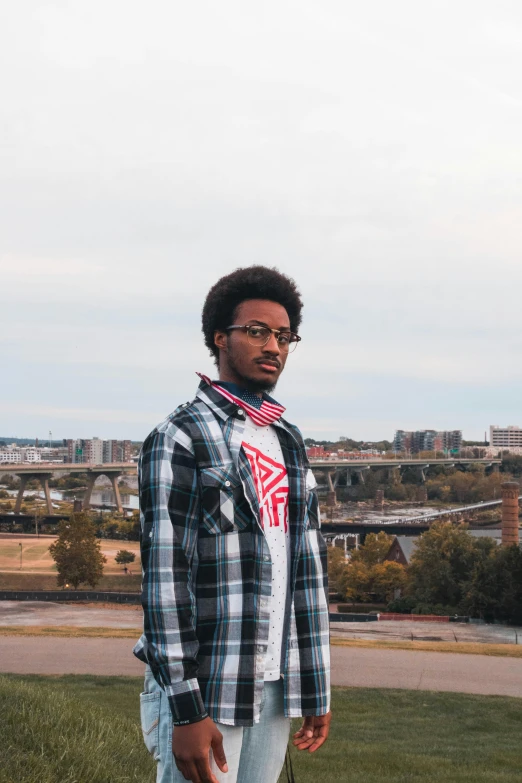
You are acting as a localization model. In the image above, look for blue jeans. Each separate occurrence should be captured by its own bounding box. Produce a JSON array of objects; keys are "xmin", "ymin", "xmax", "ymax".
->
[{"xmin": 140, "ymin": 666, "xmax": 291, "ymax": 783}]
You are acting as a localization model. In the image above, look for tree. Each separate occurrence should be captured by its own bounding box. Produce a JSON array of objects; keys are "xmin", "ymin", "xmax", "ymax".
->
[
  {"xmin": 115, "ymin": 549, "xmax": 136, "ymax": 570},
  {"xmin": 350, "ymin": 532, "xmax": 393, "ymax": 567},
  {"xmin": 343, "ymin": 559, "xmax": 373, "ymax": 602},
  {"xmin": 408, "ymin": 522, "xmax": 496, "ymax": 611},
  {"xmin": 342, "ymin": 532, "xmax": 396, "ymax": 602},
  {"xmin": 372, "ymin": 561, "xmax": 408, "ymax": 602},
  {"xmin": 463, "ymin": 544, "xmax": 522, "ymax": 624},
  {"xmin": 327, "ymin": 546, "xmax": 347, "ymax": 594},
  {"xmin": 49, "ymin": 512, "xmax": 107, "ymax": 589}
]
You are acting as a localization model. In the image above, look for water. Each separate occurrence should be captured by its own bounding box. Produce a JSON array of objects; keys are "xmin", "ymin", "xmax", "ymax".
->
[{"xmin": 2, "ymin": 488, "xmax": 139, "ymax": 511}]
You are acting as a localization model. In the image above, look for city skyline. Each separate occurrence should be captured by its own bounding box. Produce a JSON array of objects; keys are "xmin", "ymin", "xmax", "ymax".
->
[{"xmin": 2, "ymin": 2, "xmax": 522, "ymax": 441}]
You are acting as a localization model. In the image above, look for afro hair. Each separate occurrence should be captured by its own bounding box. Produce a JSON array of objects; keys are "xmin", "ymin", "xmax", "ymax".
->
[{"xmin": 202, "ymin": 265, "xmax": 303, "ymax": 363}]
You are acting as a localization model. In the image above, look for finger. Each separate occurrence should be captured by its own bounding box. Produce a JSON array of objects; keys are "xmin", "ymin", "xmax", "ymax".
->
[
  {"xmin": 308, "ymin": 735, "xmax": 327, "ymax": 753},
  {"xmin": 308, "ymin": 723, "xmax": 330, "ymax": 753},
  {"xmin": 292, "ymin": 736, "xmax": 315, "ymax": 750},
  {"xmin": 211, "ymin": 733, "xmax": 228, "ymax": 773},
  {"xmin": 176, "ymin": 760, "xmax": 199, "ymax": 782},
  {"xmin": 195, "ymin": 756, "xmax": 219, "ymax": 783},
  {"xmin": 293, "ymin": 718, "xmax": 314, "ymax": 739},
  {"xmin": 293, "ymin": 730, "xmax": 314, "ymax": 740}
]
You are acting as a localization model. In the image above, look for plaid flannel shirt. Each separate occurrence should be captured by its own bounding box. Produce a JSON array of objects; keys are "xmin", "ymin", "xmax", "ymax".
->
[{"xmin": 133, "ymin": 378, "xmax": 330, "ymax": 727}]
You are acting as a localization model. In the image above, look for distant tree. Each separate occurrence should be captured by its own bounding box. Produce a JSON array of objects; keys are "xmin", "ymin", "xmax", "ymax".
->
[
  {"xmin": 342, "ymin": 532, "xmax": 399, "ymax": 601},
  {"xmin": 97, "ymin": 513, "xmax": 140, "ymax": 541},
  {"xmin": 463, "ymin": 544, "xmax": 522, "ymax": 624},
  {"xmin": 327, "ymin": 546, "xmax": 347, "ymax": 594},
  {"xmin": 408, "ymin": 522, "xmax": 496, "ymax": 610},
  {"xmin": 0, "ymin": 474, "xmax": 19, "ymax": 489},
  {"xmin": 351, "ymin": 532, "xmax": 393, "ymax": 567},
  {"xmin": 115, "ymin": 549, "xmax": 136, "ymax": 570},
  {"xmin": 49, "ymin": 512, "xmax": 107, "ymax": 589},
  {"xmin": 343, "ymin": 559, "xmax": 406, "ymax": 603},
  {"xmin": 500, "ymin": 456, "xmax": 522, "ymax": 476},
  {"xmin": 343, "ymin": 559, "xmax": 372, "ymax": 602},
  {"xmin": 372, "ymin": 561, "xmax": 408, "ymax": 602}
]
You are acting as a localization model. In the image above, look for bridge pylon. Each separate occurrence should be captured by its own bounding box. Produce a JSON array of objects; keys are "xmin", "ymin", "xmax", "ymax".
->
[
  {"xmin": 83, "ymin": 471, "xmax": 123, "ymax": 514},
  {"xmin": 14, "ymin": 472, "xmax": 53, "ymax": 515}
]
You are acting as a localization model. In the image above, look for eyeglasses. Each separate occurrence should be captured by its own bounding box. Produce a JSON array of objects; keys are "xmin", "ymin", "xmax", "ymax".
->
[{"xmin": 226, "ymin": 324, "xmax": 301, "ymax": 353}]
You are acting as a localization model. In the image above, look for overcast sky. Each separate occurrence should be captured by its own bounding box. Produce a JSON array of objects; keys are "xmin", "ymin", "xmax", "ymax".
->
[{"xmin": 1, "ymin": 1, "xmax": 522, "ymax": 442}]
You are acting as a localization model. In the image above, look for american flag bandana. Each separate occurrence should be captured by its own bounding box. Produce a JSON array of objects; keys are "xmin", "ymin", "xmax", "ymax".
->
[{"xmin": 196, "ymin": 373, "xmax": 285, "ymax": 426}]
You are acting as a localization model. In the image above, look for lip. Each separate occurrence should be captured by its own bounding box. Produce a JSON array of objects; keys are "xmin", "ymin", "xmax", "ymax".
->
[{"xmin": 256, "ymin": 361, "xmax": 279, "ymax": 373}]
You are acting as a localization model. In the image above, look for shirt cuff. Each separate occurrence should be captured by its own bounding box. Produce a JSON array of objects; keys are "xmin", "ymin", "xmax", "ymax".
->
[{"xmin": 166, "ymin": 678, "xmax": 209, "ymax": 726}]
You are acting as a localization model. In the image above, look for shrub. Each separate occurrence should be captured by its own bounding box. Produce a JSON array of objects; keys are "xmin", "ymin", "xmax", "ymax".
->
[{"xmin": 386, "ymin": 596, "xmax": 417, "ymax": 614}]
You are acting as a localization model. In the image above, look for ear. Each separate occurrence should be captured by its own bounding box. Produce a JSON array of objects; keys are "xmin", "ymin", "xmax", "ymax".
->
[{"xmin": 214, "ymin": 330, "xmax": 227, "ymax": 352}]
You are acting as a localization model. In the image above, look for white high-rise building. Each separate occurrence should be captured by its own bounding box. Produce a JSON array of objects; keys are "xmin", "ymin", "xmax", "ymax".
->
[{"xmin": 490, "ymin": 425, "xmax": 522, "ymax": 451}]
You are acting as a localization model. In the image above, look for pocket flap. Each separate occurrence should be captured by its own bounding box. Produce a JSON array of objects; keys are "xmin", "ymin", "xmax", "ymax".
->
[{"xmin": 200, "ymin": 465, "xmax": 240, "ymax": 489}]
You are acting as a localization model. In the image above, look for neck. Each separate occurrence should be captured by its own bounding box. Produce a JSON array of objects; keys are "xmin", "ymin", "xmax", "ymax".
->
[{"xmin": 218, "ymin": 371, "xmax": 264, "ymax": 398}]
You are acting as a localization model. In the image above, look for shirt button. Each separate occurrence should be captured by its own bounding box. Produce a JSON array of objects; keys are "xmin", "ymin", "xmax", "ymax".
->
[
  {"xmin": 263, "ymin": 555, "xmax": 271, "ymax": 562},
  {"xmin": 237, "ymin": 409, "xmax": 244, "ymax": 417},
  {"xmin": 224, "ymin": 480, "xmax": 231, "ymax": 487}
]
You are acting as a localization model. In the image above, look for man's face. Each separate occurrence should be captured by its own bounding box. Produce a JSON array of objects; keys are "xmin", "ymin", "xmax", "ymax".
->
[{"xmin": 215, "ymin": 299, "xmax": 291, "ymax": 392}]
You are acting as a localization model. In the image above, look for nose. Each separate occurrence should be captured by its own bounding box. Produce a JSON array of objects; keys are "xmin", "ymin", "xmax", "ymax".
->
[{"xmin": 262, "ymin": 332, "xmax": 281, "ymax": 355}]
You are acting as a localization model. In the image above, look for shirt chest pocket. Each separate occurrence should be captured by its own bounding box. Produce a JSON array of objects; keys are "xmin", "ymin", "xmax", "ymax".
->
[{"xmin": 200, "ymin": 466, "xmax": 251, "ymax": 535}]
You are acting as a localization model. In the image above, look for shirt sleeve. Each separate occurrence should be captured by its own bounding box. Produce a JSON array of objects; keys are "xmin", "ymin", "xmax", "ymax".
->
[{"xmin": 139, "ymin": 427, "xmax": 208, "ymax": 726}]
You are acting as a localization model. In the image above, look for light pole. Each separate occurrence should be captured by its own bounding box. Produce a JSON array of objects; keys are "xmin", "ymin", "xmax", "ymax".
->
[{"xmin": 19, "ymin": 542, "xmax": 22, "ymax": 570}]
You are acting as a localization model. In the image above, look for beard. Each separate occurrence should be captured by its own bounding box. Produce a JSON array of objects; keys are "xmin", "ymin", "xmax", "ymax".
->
[{"xmin": 226, "ymin": 344, "xmax": 278, "ymax": 394}]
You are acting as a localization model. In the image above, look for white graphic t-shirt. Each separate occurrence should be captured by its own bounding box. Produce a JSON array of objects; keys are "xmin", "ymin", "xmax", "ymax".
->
[{"xmin": 242, "ymin": 417, "xmax": 290, "ymax": 681}]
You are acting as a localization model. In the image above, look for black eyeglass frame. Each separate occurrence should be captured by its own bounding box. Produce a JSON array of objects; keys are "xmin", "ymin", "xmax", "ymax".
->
[{"xmin": 225, "ymin": 324, "xmax": 302, "ymax": 352}]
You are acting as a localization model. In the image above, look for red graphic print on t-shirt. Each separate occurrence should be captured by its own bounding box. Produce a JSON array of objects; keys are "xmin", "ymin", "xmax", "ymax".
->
[{"xmin": 243, "ymin": 443, "xmax": 289, "ymax": 533}]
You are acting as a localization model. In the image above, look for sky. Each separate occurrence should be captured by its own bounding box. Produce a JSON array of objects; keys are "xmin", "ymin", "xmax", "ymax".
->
[{"xmin": 1, "ymin": 0, "xmax": 522, "ymax": 442}]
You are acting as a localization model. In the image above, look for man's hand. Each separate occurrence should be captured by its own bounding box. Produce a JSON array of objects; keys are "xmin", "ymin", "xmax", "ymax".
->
[
  {"xmin": 292, "ymin": 711, "xmax": 332, "ymax": 753},
  {"xmin": 172, "ymin": 717, "xmax": 227, "ymax": 783}
]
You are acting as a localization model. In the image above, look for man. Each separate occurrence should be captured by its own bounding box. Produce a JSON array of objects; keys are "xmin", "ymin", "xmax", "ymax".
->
[{"xmin": 134, "ymin": 266, "xmax": 331, "ymax": 783}]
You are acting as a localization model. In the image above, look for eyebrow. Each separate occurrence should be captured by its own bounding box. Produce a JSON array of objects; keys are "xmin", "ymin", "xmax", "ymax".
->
[{"xmin": 247, "ymin": 320, "xmax": 292, "ymax": 330}]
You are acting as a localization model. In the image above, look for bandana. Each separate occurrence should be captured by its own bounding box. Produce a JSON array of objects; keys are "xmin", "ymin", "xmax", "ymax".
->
[{"xmin": 197, "ymin": 373, "xmax": 285, "ymax": 426}]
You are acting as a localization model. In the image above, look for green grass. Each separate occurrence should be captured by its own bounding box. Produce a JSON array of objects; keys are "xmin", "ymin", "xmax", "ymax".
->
[
  {"xmin": 1, "ymin": 675, "xmax": 521, "ymax": 783},
  {"xmin": 0, "ymin": 571, "xmax": 141, "ymax": 592},
  {"xmin": 0, "ymin": 675, "xmax": 154, "ymax": 783}
]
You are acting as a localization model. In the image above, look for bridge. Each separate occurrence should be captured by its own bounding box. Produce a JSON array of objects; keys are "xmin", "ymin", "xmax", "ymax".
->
[
  {"xmin": 321, "ymin": 494, "xmax": 521, "ymax": 547},
  {"xmin": 309, "ymin": 458, "xmax": 501, "ymax": 503},
  {"xmin": 0, "ymin": 462, "xmax": 135, "ymax": 515},
  {"xmin": 0, "ymin": 457, "xmax": 502, "ymax": 517}
]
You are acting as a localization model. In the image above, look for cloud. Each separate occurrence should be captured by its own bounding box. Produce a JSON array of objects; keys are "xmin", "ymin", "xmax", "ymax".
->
[{"xmin": 1, "ymin": 0, "xmax": 522, "ymax": 439}]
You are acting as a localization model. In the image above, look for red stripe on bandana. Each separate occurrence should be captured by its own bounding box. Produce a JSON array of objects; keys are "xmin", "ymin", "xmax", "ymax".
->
[{"xmin": 197, "ymin": 373, "xmax": 285, "ymax": 426}]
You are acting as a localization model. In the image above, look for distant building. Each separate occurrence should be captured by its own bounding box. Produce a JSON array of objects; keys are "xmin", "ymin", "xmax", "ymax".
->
[
  {"xmin": 65, "ymin": 438, "xmax": 132, "ymax": 464},
  {"xmin": 393, "ymin": 430, "xmax": 462, "ymax": 454},
  {"xmin": 385, "ymin": 536, "xmax": 418, "ymax": 566},
  {"xmin": 384, "ymin": 531, "xmax": 513, "ymax": 567},
  {"xmin": 490, "ymin": 425, "xmax": 522, "ymax": 452},
  {"xmin": 0, "ymin": 446, "xmax": 42, "ymax": 463},
  {"xmin": 306, "ymin": 445, "xmax": 327, "ymax": 458},
  {"xmin": 0, "ymin": 449, "xmax": 22, "ymax": 463}
]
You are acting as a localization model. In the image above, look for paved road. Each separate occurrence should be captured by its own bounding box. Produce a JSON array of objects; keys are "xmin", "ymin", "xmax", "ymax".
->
[
  {"xmin": 3, "ymin": 603, "xmax": 521, "ymax": 645},
  {"xmin": 331, "ymin": 619, "xmax": 521, "ymax": 645},
  {"xmin": 1, "ymin": 637, "xmax": 522, "ymax": 698},
  {"xmin": 0, "ymin": 601, "xmax": 142, "ymax": 628}
]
